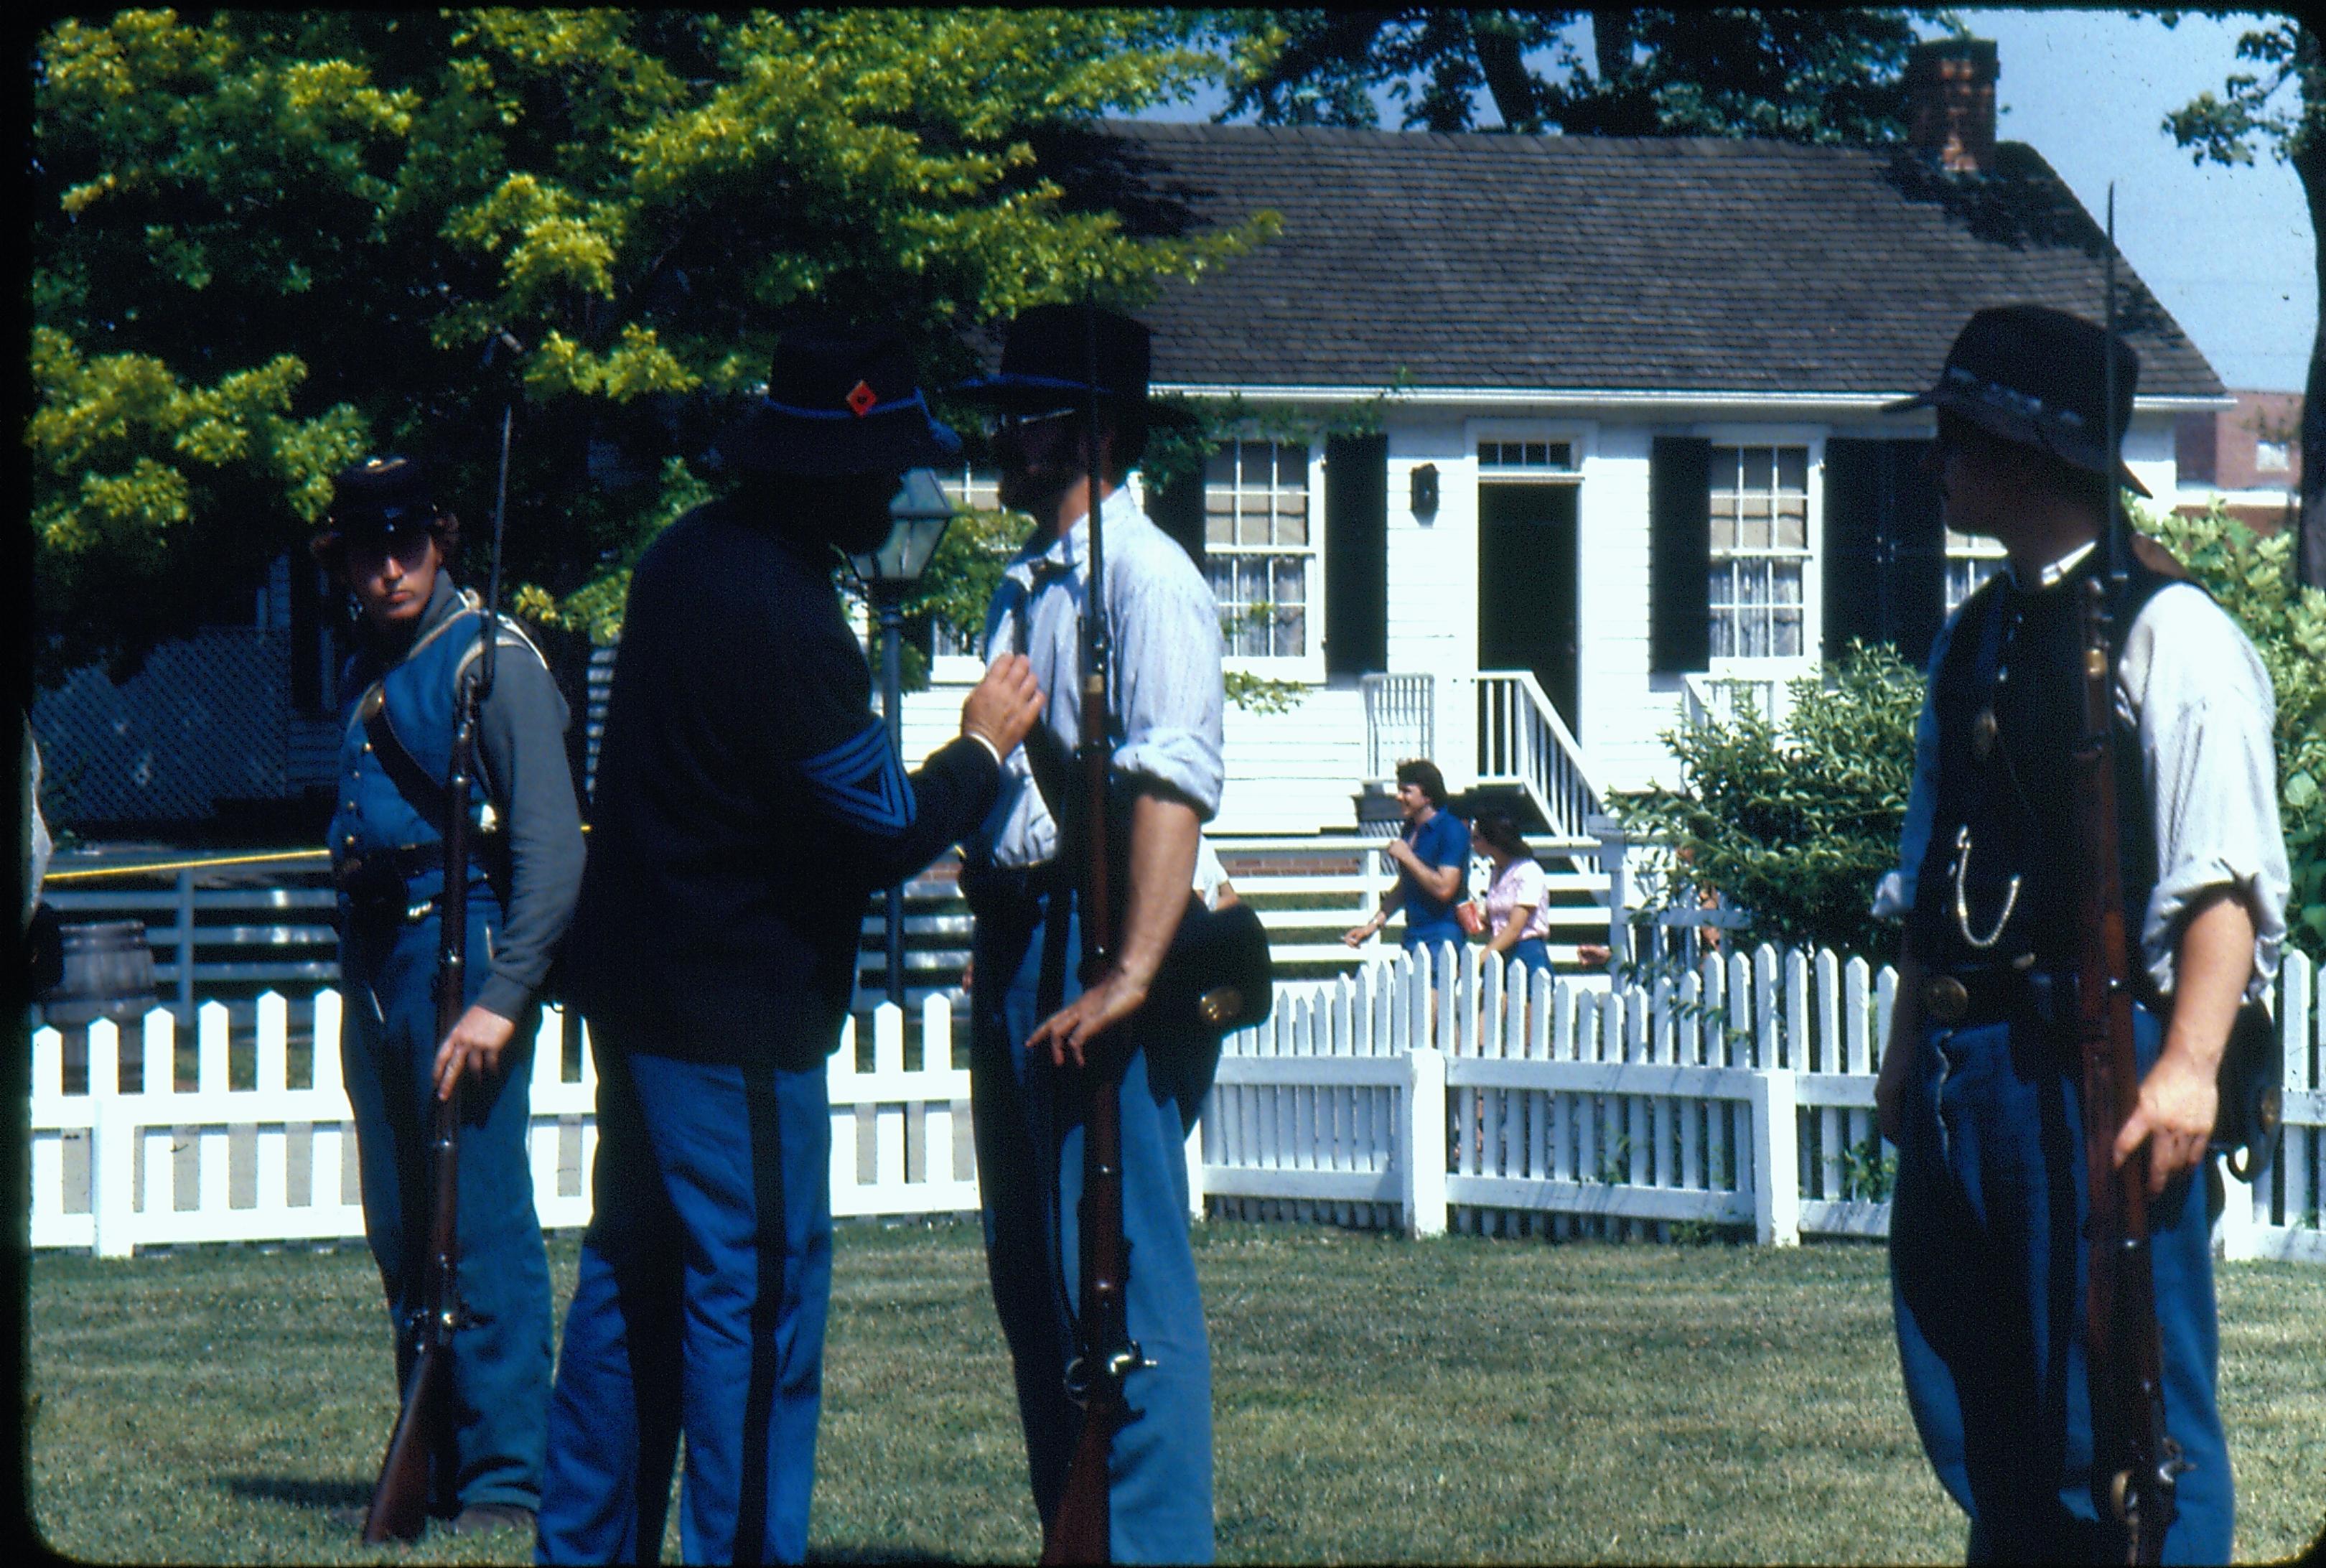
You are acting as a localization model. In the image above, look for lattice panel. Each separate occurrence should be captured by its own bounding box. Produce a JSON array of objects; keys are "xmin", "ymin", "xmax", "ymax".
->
[{"xmin": 34, "ymin": 630, "xmax": 292, "ymax": 826}]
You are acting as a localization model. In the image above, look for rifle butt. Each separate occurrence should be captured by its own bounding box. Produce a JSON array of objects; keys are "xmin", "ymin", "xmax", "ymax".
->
[
  {"xmin": 1040, "ymin": 1404, "xmax": 1121, "ymax": 1565},
  {"xmin": 362, "ymin": 1347, "xmax": 449, "ymax": 1542}
]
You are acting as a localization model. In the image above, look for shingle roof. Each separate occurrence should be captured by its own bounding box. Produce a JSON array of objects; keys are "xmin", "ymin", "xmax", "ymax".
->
[{"xmin": 1087, "ymin": 122, "xmax": 2223, "ymax": 401}]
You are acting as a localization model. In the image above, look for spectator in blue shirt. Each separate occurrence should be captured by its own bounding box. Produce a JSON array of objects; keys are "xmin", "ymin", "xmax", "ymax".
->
[{"xmin": 1344, "ymin": 758, "xmax": 1471, "ymax": 958}]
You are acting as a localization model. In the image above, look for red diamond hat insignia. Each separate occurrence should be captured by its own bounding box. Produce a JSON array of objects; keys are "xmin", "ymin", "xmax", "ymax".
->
[{"xmin": 846, "ymin": 380, "xmax": 878, "ymax": 417}]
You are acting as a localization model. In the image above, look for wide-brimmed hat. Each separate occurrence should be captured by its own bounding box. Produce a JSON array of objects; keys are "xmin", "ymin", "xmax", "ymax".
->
[
  {"xmin": 954, "ymin": 304, "xmax": 1197, "ymax": 429},
  {"xmin": 322, "ymin": 455, "xmax": 440, "ymax": 542},
  {"xmin": 721, "ymin": 327, "xmax": 961, "ymax": 476},
  {"xmin": 1887, "ymin": 304, "xmax": 2149, "ymax": 497}
]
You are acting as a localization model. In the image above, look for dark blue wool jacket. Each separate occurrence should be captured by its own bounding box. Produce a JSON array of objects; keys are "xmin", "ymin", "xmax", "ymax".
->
[{"xmin": 565, "ymin": 494, "xmax": 1001, "ymax": 1070}]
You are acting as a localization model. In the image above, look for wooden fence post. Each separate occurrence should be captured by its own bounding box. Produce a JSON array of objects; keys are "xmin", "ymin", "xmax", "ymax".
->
[
  {"xmin": 1750, "ymin": 1063, "xmax": 1800, "ymax": 1247},
  {"xmin": 1403, "ymin": 1046, "xmax": 1446, "ymax": 1238}
]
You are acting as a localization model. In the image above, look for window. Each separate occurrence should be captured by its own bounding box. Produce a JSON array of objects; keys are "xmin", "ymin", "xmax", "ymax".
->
[
  {"xmin": 934, "ymin": 462, "xmax": 1001, "ymax": 513},
  {"xmin": 1477, "ymin": 439, "xmax": 1575, "ymax": 472},
  {"xmin": 1204, "ymin": 439, "xmax": 1313, "ymax": 658},
  {"xmin": 2256, "ymin": 439, "xmax": 2292, "ymax": 474},
  {"xmin": 1708, "ymin": 446, "xmax": 1809, "ymax": 658},
  {"xmin": 1944, "ymin": 526, "xmax": 2006, "ymax": 613}
]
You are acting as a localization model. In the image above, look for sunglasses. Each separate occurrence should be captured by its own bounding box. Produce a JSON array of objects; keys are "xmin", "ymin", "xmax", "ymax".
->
[{"xmin": 996, "ymin": 407, "xmax": 1081, "ymax": 434}]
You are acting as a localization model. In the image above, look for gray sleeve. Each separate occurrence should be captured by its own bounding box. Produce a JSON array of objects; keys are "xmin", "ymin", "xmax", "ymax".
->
[
  {"xmin": 472, "ymin": 634, "xmax": 586, "ymax": 1020},
  {"xmin": 2124, "ymin": 584, "xmax": 2289, "ymax": 999},
  {"xmin": 1110, "ymin": 545, "xmax": 1227, "ymax": 819}
]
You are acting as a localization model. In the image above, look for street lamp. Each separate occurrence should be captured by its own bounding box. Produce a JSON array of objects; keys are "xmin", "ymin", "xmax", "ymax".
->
[{"xmin": 849, "ymin": 467, "xmax": 957, "ymax": 1008}]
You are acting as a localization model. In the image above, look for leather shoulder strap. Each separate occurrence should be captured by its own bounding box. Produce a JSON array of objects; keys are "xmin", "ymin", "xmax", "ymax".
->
[{"xmin": 358, "ymin": 683, "xmax": 454, "ymax": 834}]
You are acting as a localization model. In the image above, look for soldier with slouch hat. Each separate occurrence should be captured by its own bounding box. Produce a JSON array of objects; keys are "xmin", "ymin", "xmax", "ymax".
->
[
  {"xmin": 1870, "ymin": 305, "xmax": 2289, "ymax": 1562},
  {"xmin": 536, "ymin": 327, "xmax": 1042, "ymax": 1564},
  {"xmin": 953, "ymin": 304, "xmax": 1227, "ymax": 1563},
  {"xmin": 317, "ymin": 454, "xmax": 585, "ymax": 1538}
]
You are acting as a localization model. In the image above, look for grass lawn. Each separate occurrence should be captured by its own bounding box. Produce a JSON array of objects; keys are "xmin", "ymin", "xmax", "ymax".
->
[{"xmin": 26, "ymin": 1221, "xmax": 2326, "ymax": 1563}]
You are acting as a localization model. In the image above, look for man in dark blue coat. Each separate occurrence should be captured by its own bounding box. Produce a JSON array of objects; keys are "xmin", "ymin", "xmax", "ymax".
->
[
  {"xmin": 536, "ymin": 328, "xmax": 1043, "ymax": 1565},
  {"xmin": 320, "ymin": 455, "xmax": 586, "ymax": 1538}
]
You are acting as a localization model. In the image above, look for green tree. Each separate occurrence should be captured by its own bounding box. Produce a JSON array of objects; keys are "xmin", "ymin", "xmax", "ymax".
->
[
  {"xmin": 2163, "ymin": 11, "xmax": 2325, "ymax": 589},
  {"xmin": 30, "ymin": 9, "xmax": 1266, "ymax": 680},
  {"xmin": 1213, "ymin": 8, "xmax": 1941, "ymax": 141},
  {"xmin": 1611, "ymin": 643, "xmax": 1925, "ymax": 961}
]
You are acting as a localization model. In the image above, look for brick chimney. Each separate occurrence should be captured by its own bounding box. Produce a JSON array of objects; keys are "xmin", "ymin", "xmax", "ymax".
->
[{"xmin": 1905, "ymin": 38, "xmax": 1998, "ymax": 175}]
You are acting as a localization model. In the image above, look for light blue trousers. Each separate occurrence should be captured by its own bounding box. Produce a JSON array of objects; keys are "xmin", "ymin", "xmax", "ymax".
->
[{"xmin": 969, "ymin": 890, "xmax": 1218, "ymax": 1564}]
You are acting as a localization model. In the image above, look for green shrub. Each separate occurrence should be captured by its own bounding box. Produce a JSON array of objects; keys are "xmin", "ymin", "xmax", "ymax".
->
[{"xmin": 1612, "ymin": 641, "xmax": 1923, "ymax": 960}]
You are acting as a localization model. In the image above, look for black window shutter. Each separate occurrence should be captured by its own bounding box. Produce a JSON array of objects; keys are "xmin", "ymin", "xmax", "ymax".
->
[
  {"xmin": 1649, "ymin": 437, "xmax": 1711, "ymax": 673},
  {"xmin": 1887, "ymin": 442, "xmax": 1946, "ymax": 671},
  {"xmin": 1145, "ymin": 457, "xmax": 1206, "ymax": 568},
  {"xmin": 1323, "ymin": 432, "xmax": 1388, "ymax": 675},
  {"xmin": 1822, "ymin": 439, "xmax": 1945, "ymax": 668}
]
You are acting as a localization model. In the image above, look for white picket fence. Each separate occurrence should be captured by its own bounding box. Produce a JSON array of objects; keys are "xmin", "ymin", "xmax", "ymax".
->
[
  {"xmin": 1210, "ymin": 943, "xmax": 2326, "ymax": 1262},
  {"xmin": 29, "ymin": 948, "xmax": 2326, "ymax": 1262},
  {"xmin": 29, "ymin": 997, "xmax": 984, "ymax": 1256}
]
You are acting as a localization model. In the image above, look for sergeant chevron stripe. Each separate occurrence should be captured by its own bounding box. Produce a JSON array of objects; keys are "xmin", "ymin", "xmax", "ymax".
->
[{"xmin": 799, "ymin": 722, "xmax": 916, "ymax": 835}]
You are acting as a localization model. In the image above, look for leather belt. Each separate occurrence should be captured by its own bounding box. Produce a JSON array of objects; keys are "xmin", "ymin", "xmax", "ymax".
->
[{"xmin": 1920, "ymin": 963, "xmax": 2045, "ymax": 1030}]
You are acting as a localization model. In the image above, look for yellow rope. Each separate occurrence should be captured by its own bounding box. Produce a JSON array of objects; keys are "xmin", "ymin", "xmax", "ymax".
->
[
  {"xmin": 45, "ymin": 849, "xmax": 332, "ymax": 883},
  {"xmin": 45, "ymin": 823, "xmax": 592, "ymax": 882}
]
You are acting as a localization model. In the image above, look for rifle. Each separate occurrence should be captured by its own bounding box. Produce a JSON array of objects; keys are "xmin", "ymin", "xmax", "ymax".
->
[
  {"xmin": 362, "ymin": 399, "xmax": 515, "ymax": 1543},
  {"xmin": 1041, "ymin": 299, "xmax": 1148, "ymax": 1567},
  {"xmin": 2070, "ymin": 185, "xmax": 2187, "ymax": 1567}
]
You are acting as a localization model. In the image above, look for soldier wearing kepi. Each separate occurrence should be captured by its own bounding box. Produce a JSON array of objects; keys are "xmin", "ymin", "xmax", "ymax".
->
[
  {"xmin": 1870, "ymin": 307, "xmax": 2289, "ymax": 1563},
  {"xmin": 536, "ymin": 328, "xmax": 1042, "ymax": 1565},
  {"xmin": 318, "ymin": 454, "xmax": 586, "ymax": 1538},
  {"xmin": 954, "ymin": 305, "xmax": 1227, "ymax": 1563}
]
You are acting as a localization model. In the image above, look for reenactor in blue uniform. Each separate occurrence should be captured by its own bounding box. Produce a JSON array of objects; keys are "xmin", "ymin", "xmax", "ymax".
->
[
  {"xmin": 1870, "ymin": 308, "xmax": 2289, "ymax": 1562},
  {"xmin": 318, "ymin": 455, "xmax": 587, "ymax": 1537},
  {"xmin": 954, "ymin": 307, "xmax": 1228, "ymax": 1562},
  {"xmin": 536, "ymin": 329, "xmax": 1042, "ymax": 1564}
]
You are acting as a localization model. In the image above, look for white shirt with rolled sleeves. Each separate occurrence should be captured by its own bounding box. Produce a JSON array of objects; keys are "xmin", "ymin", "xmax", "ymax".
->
[
  {"xmin": 1869, "ymin": 541, "xmax": 2290, "ymax": 1001},
  {"xmin": 970, "ymin": 485, "xmax": 1226, "ymax": 870}
]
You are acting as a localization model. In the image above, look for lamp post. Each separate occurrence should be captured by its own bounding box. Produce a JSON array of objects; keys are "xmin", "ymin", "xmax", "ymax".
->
[{"xmin": 849, "ymin": 467, "xmax": 956, "ymax": 1008}]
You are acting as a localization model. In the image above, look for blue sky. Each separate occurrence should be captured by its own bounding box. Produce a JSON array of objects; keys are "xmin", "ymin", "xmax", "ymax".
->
[{"xmin": 1137, "ymin": 8, "xmax": 2312, "ymax": 393}]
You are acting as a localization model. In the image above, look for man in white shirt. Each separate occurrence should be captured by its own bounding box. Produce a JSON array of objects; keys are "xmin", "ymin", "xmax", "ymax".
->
[
  {"xmin": 1870, "ymin": 305, "xmax": 2287, "ymax": 1564},
  {"xmin": 953, "ymin": 304, "xmax": 1226, "ymax": 1563}
]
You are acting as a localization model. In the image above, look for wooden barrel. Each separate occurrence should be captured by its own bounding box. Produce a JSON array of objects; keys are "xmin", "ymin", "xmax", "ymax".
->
[{"xmin": 40, "ymin": 919, "xmax": 159, "ymax": 1028}]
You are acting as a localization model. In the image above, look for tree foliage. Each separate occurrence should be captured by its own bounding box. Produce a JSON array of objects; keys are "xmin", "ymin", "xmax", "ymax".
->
[
  {"xmin": 31, "ymin": 9, "xmax": 1266, "ymax": 678},
  {"xmin": 1612, "ymin": 642, "xmax": 1925, "ymax": 961},
  {"xmin": 2164, "ymin": 11, "xmax": 2326, "ymax": 589},
  {"xmin": 1214, "ymin": 7, "xmax": 1940, "ymax": 141}
]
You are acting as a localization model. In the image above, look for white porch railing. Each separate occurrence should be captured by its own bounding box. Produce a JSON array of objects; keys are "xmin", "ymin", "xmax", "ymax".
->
[
  {"xmin": 1360, "ymin": 673, "xmax": 1435, "ymax": 780},
  {"xmin": 1467, "ymin": 670, "xmax": 1602, "ymax": 841},
  {"xmin": 1361, "ymin": 670, "xmax": 1602, "ymax": 842},
  {"xmin": 32, "ymin": 949, "xmax": 2324, "ymax": 1262}
]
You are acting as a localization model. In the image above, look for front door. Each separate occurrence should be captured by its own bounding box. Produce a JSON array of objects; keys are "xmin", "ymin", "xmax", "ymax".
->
[{"xmin": 1477, "ymin": 482, "xmax": 1580, "ymax": 734}]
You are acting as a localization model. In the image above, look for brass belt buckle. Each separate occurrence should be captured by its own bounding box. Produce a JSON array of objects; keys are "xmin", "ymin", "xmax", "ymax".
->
[{"xmin": 1923, "ymin": 975, "xmax": 1970, "ymax": 1025}]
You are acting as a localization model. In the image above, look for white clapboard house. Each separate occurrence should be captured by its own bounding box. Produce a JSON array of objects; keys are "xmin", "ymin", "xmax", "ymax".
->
[{"xmin": 898, "ymin": 40, "xmax": 2228, "ymax": 851}]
